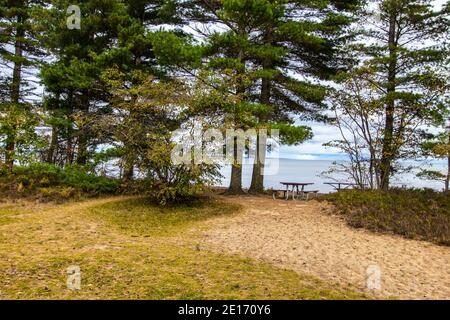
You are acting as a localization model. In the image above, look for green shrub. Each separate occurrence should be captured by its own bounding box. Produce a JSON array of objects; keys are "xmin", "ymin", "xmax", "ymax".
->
[
  {"xmin": 142, "ymin": 163, "xmax": 221, "ymax": 206},
  {"xmin": 137, "ymin": 140, "xmax": 222, "ymax": 206},
  {"xmin": 13, "ymin": 163, "xmax": 62, "ymax": 188},
  {"xmin": 61, "ymin": 165, "xmax": 120, "ymax": 194},
  {"xmin": 323, "ymin": 189, "xmax": 450, "ymax": 245},
  {"xmin": 147, "ymin": 179, "xmax": 207, "ymax": 206},
  {"xmin": 0, "ymin": 163, "xmax": 120, "ymax": 200},
  {"xmin": 37, "ymin": 186, "xmax": 80, "ymax": 201}
]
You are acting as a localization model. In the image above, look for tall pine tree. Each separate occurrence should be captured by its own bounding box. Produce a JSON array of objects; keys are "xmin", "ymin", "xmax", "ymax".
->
[
  {"xmin": 41, "ymin": 0, "xmax": 129, "ymax": 166},
  {"xmin": 248, "ymin": 0, "xmax": 363, "ymax": 193},
  {"xmin": 353, "ymin": 0, "xmax": 448, "ymax": 189},
  {"xmin": 0, "ymin": 0, "xmax": 47, "ymax": 170},
  {"xmin": 183, "ymin": 0, "xmax": 362, "ymax": 193}
]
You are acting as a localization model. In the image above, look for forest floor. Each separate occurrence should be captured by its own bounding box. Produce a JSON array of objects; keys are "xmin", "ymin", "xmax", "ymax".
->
[
  {"xmin": 203, "ymin": 196, "xmax": 450, "ymax": 300},
  {"xmin": 0, "ymin": 196, "xmax": 365, "ymax": 299},
  {"xmin": 0, "ymin": 195, "xmax": 447, "ymax": 300}
]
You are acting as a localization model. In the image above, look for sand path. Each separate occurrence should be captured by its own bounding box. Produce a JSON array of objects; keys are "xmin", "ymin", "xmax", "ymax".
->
[{"xmin": 202, "ymin": 196, "xmax": 450, "ymax": 299}]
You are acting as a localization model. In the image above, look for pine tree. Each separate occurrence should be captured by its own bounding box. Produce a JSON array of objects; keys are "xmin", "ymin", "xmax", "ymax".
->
[
  {"xmin": 183, "ymin": 0, "xmax": 361, "ymax": 193},
  {"xmin": 418, "ymin": 124, "xmax": 450, "ymax": 192},
  {"xmin": 40, "ymin": 0, "xmax": 130, "ymax": 166},
  {"xmin": 353, "ymin": 0, "xmax": 449, "ymax": 189},
  {"xmin": 247, "ymin": 0, "xmax": 363, "ymax": 193},
  {"xmin": 179, "ymin": 0, "xmax": 255, "ymax": 194},
  {"xmin": 0, "ymin": 0, "xmax": 47, "ymax": 170},
  {"xmin": 109, "ymin": 0, "xmax": 182, "ymax": 180},
  {"xmin": 41, "ymin": 1, "xmax": 185, "ymax": 172}
]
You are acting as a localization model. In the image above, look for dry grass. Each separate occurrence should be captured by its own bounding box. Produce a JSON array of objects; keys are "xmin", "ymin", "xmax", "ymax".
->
[
  {"xmin": 323, "ymin": 189, "xmax": 450, "ymax": 245},
  {"xmin": 0, "ymin": 196, "xmax": 365, "ymax": 299}
]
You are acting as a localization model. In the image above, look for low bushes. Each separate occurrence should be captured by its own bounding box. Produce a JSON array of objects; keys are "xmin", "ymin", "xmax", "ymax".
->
[
  {"xmin": 144, "ymin": 165, "xmax": 221, "ymax": 206},
  {"xmin": 0, "ymin": 163, "xmax": 120, "ymax": 201},
  {"xmin": 0, "ymin": 163, "xmax": 216, "ymax": 204},
  {"xmin": 323, "ymin": 189, "xmax": 450, "ymax": 246}
]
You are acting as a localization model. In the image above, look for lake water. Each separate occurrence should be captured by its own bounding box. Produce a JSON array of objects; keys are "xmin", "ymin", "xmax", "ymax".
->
[{"xmin": 218, "ymin": 159, "xmax": 447, "ymax": 193}]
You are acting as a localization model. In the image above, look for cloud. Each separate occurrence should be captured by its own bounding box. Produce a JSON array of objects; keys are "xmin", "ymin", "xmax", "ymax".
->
[
  {"xmin": 279, "ymin": 121, "xmax": 345, "ymax": 159},
  {"xmin": 293, "ymin": 154, "xmax": 320, "ymax": 160}
]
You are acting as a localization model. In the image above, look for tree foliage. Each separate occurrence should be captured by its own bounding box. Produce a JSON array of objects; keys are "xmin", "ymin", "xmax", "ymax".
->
[
  {"xmin": 0, "ymin": 0, "xmax": 448, "ymax": 203},
  {"xmin": 326, "ymin": 0, "xmax": 449, "ymax": 190}
]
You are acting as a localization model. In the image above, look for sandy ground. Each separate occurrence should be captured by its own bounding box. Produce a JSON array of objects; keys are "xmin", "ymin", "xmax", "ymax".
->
[{"xmin": 202, "ymin": 196, "xmax": 450, "ymax": 300}]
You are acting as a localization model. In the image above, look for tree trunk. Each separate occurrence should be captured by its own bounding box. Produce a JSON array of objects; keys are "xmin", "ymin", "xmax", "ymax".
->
[
  {"xmin": 249, "ymin": 130, "xmax": 267, "ymax": 194},
  {"xmin": 227, "ymin": 137, "xmax": 244, "ymax": 194},
  {"xmin": 5, "ymin": 11, "xmax": 25, "ymax": 172},
  {"xmin": 46, "ymin": 125, "xmax": 58, "ymax": 164},
  {"xmin": 77, "ymin": 132, "xmax": 88, "ymax": 165},
  {"xmin": 380, "ymin": 11, "xmax": 398, "ymax": 190},
  {"xmin": 76, "ymin": 94, "xmax": 89, "ymax": 165},
  {"xmin": 123, "ymin": 164, "xmax": 134, "ymax": 181},
  {"xmin": 122, "ymin": 57, "xmax": 142, "ymax": 182},
  {"xmin": 5, "ymin": 131, "xmax": 16, "ymax": 172},
  {"xmin": 446, "ymin": 122, "xmax": 450, "ymax": 193},
  {"xmin": 228, "ymin": 164, "xmax": 243, "ymax": 194},
  {"xmin": 445, "ymin": 153, "xmax": 449, "ymax": 193},
  {"xmin": 249, "ymin": 50, "xmax": 272, "ymax": 194},
  {"xmin": 226, "ymin": 38, "xmax": 246, "ymax": 194},
  {"xmin": 64, "ymin": 93, "xmax": 74, "ymax": 165},
  {"xmin": 66, "ymin": 123, "xmax": 74, "ymax": 164}
]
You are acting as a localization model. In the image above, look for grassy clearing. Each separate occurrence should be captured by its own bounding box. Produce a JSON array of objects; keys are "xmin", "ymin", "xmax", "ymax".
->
[
  {"xmin": 323, "ymin": 189, "xmax": 450, "ymax": 246},
  {"xmin": 89, "ymin": 197, "xmax": 239, "ymax": 237},
  {"xmin": 0, "ymin": 204, "xmax": 21, "ymax": 226},
  {"xmin": 0, "ymin": 196, "xmax": 366, "ymax": 299}
]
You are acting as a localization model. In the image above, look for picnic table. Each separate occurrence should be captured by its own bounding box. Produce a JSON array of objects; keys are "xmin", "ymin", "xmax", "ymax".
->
[
  {"xmin": 324, "ymin": 182, "xmax": 364, "ymax": 191},
  {"xmin": 279, "ymin": 182, "xmax": 315, "ymax": 200}
]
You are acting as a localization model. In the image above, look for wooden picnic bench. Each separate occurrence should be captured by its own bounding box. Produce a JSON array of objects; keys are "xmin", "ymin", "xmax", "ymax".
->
[
  {"xmin": 324, "ymin": 182, "xmax": 365, "ymax": 191},
  {"xmin": 272, "ymin": 182, "xmax": 316, "ymax": 201},
  {"xmin": 298, "ymin": 190, "xmax": 319, "ymax": 201}
]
